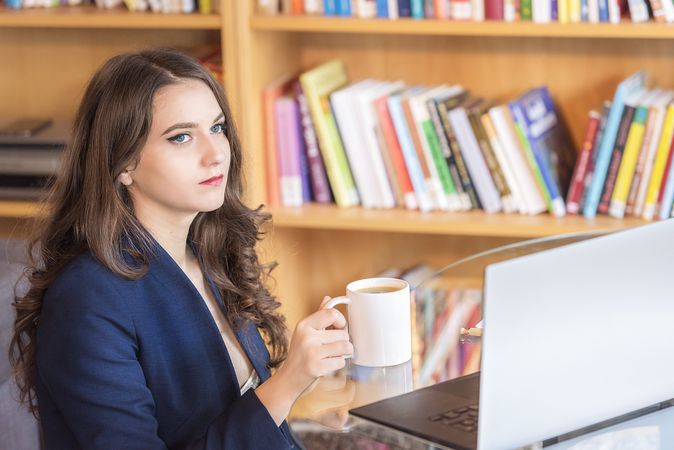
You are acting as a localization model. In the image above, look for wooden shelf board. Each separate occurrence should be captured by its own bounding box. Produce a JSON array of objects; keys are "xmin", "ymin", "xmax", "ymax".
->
[
  {"xmin": 269, "ymin": 204, "xmax": 647, "ymax": 238},
  {"xmin": 0, "ymin": 5, "xmax": 220, "ymax": 29},
  {"xmin": 251, "ymin": 15, "xmax": 674, "ymax": 39},
  {"xmin": 0, "ymin": 200, "xmax": 41, "ymax": 219}
]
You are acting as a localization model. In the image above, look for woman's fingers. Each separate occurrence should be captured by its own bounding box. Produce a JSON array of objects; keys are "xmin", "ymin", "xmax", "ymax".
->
[
  {"xmin": 319, "ymin": 329, "xmax": 350, "ymax": 344},
  {"xmin": 319, "ymin": 295, "xmax": 332, "ymax": 309},
  {"xmin": 303, "ymin": 308, "xmax": 347, "ymax": 331},
  {"xmin": 320, "ymin": 340, "xmax": 354, "ymax": 359}
]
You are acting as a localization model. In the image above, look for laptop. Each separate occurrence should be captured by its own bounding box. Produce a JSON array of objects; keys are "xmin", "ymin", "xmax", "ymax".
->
[{"xmin": 350, "ymin": 219, "xmax": 674, "ymax": 450}]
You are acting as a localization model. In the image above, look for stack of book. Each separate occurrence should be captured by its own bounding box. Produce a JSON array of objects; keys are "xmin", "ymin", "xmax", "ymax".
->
[
  {"xmin": 263, "ymin": 59, "xmax": 576, "ymax": 217},
  {"xmin": 569, "ymin": 71, "xmax": 674, "ymax": 221},
  {"xmin": 258, "ymin": 0, "xmax": 670, "ymax": 24},
  {"xmin": 3, "ymin": 0, "xmax": 219, "ymax": 13}
]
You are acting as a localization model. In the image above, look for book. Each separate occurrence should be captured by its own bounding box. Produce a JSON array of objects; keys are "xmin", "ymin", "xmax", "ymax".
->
[
  {"xmin": 658, "ymin": 145, "xmax": 674, "ymax": 220},
  {"xmin": 625, "ymin": 90, "xmax": 665, "ymax": 216},
  {"xmin": 583, "ymin": 71, "xmax": 646, "ymax": 218},
  {"xmin": 411, "ymin": 86, "xmax": 463, "ymax": 211},
  {"xmin": 405, "ymin": 87, "xmax": 451, "ymax": 211},
  {"xmin": 579, "ymin": 101, "xmax": 611, "ymax": 212},
  {"xmin": 428, "ymin": 91, "xmax": 471, "ymax": 210},
  {"xmin": 448, "ymin": 104, "xmax": 503, "ymax": 213},
  {"xmin": 566, "ymin": 110, "xmax": 600, "ymax": 215},
  {"xmin": 262, "ymin": 75, "xmax": 295, "ymax": 207},
  {"xmin": 300, "ymin": 60, "xmax": 360, "ymax": 207},
  {"xmin": 609, "ymin": 91, "xmax": 655, "ymax": 218},
  {"xmin": 437, "ymin": 94, "xmax": 482, "ymax": 210},
  {"xmin": 375, "ymin": 92, "xmax": 418, "ymax": 210},
  {"xmin": 388, "ymin": 88, "xmax": 434, "ymax": 212},
  {"xmin": 274, "ymin": 97, "xmax": 304, "ymax": 207},
  {"xmin": 633, "ymin": 92, "xmax": 674, "ymax": 217},
  {"xmin": 331, "ymin": 80, "xmax": 382, "ymax": 208},
  {"xmin": 467, "ymin": 99, "xmax": 517, "ymax": 212},
  {"xmin": 293, "ymin": 81, "xmax": 332, "ymax": 204},
  {"xmin": 509, "ymin": 87, "xmax": 576, "ymax": 217},
  {"xmin": 355, "ymin": 80, "xmax": 405, "ymax": 208},
  {"xmin": 642, "ymin": 103, "xmax": 674, "ymax": 220},
  {"xmin": 482, "ymin": 112, "xmax": 525, "ymax": 213},
  {"xmin": 489, "ymin": 104, "xmax": 547, "ymax": 215},
  {"xmin": 597, "ymin": 90, "xmax": 642, "ymax": 215}
]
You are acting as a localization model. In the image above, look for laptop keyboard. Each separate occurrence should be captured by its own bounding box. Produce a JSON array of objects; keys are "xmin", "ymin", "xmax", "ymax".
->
[{"xmin": 427, "ymin": 404, "xmax": 478, "ymax": 434}]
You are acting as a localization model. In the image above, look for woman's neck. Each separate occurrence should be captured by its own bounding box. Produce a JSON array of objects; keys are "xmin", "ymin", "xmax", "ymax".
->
[{"xmin": 135, "ymin": 209, "xmax": 197, "ymax": 271}]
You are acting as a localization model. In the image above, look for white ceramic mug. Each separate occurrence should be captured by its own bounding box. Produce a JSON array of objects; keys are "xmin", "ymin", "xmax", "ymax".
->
[{"xmin": 324, "ymin": 277, "xmax": 412, "ymax": 367}]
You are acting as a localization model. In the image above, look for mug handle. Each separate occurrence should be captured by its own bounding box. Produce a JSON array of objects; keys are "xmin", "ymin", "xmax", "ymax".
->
[{"xmin": 323, "ymin": 296, "xmax": 351, "ymax": 309}]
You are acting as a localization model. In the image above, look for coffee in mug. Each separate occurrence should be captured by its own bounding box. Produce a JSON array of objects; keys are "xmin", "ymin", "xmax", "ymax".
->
[{"xmin": 324, "ymin": 277, "xmax": 412, "ymax": 367}]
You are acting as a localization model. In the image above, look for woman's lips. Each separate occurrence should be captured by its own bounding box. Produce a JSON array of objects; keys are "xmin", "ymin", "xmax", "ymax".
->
[{"xmin": 199, "ymin": 175, "xmax": 224, "ymax": 186}]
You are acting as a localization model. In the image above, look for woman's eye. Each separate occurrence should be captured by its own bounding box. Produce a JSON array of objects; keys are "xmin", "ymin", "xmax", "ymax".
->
[
  {"xmin": 168, "ymin": 133, "xmax": 191, "ymax": 144},
  {"xmin": 210, "ymin": 123, "xmax": 225, "ymax": 134}
]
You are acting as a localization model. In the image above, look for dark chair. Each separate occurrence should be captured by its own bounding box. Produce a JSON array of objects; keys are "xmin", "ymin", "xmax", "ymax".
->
[{"xmin": 1, "ymin": 239, "xmax": 41, "ymax": 449}]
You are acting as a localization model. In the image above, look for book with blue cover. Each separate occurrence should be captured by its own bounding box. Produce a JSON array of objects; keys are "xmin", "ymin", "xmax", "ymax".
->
[
  {"xmin": 583, "ymin": 71, "xmax": 646, "ymax": 218},
  {"xmin": 510, "ymin": 86, "xmax": 576, "ymax": 217}
]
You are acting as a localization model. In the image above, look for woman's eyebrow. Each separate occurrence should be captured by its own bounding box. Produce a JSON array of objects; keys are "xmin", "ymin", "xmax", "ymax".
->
[
  {"xmin": 161, "ymin": 122, "xmax": 196, "ymax": 136},
  {"xmin": 161, "ymin": 113, "xmax": 224, "ymax": 136}
]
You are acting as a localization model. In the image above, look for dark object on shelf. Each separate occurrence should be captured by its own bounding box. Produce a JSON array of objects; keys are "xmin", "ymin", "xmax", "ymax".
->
[{"xmin": 0, "ymin": 120, "xmax": 68, "ymax": 200}]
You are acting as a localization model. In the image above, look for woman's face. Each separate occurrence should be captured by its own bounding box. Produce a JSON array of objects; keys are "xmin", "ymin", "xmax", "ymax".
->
[{"xmin": 125, "ymin": 79, "xmax": 231, "ymax": 220}]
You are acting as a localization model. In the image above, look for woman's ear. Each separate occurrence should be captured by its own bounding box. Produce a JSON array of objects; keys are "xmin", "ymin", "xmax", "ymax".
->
[{"xmin": 118, "ymin": 170, "xmax": 133, "ymax": 187}]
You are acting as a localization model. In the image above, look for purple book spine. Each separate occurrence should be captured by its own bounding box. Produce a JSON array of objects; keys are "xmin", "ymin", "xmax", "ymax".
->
[
  {"xmin": 294, "ymin": 82, "xmax": 333, "ymax": 203},
  {"xmin": 294, "ymin": 98, "xmax": 312, "ymax": 202}
]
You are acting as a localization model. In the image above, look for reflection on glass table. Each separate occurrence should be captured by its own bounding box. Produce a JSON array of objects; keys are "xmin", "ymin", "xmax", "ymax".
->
[{"xmin": 289, "ymin": 230, "xmax": 614, "ymax": 449}]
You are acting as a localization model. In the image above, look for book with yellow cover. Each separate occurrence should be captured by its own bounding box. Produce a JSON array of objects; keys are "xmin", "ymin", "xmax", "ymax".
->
[
  {"xmin": 642, "ymin": 104, "xmax": 674, "ymax": 220},
  {"xmin": 300, "ymin": 60, "xmax": 359, "ymax": 207},
  {"xmin": 608, "ymin": 94, "xmax": 652, "ymax": 219}
]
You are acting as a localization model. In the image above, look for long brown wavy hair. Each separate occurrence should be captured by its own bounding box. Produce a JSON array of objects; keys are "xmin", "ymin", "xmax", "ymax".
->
[{"xmin": 9, "ymin": 48, "xmax": 288, "ymax": 418}]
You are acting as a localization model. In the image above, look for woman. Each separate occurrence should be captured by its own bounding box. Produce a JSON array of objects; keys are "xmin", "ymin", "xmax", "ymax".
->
[{"xmin": 10, "ymin": 48, "xmax": 353, "ymax": 449}]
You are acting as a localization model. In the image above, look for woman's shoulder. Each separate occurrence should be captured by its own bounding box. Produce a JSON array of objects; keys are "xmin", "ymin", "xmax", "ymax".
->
[{"xmin": 44, "ymin": 251, "xmax": 137, "ymax": 313}]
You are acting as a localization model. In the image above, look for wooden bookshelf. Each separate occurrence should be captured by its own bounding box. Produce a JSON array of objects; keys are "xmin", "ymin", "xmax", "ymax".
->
[
  {"xmin": 251, "ymin": 15, "xmax": 674, "ymax": 40},
  {"xmin": 0, "ymin": 5, "xmax": 220, "ymax": 29},
  {"xmin": 3, "ymin": 1, "xmax": 673, "ymax": 327},
  {"xmin": 269, "ymin": 204, "xmax": 646, "ymax": 237},
  {"xmin": 0, "ymin": 200, "xmax": 41, "ymax": 219}
]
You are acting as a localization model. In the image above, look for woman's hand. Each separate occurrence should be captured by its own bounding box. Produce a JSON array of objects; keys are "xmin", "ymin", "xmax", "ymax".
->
[{"xmin": 255, "ymin": 297, "xmax": 353, "ymax": 426}]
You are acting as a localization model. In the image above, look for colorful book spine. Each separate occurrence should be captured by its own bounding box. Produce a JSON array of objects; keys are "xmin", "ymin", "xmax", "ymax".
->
[
  {"xmin": 428, "ymin": 97, "xmax": 471, "ymax": 210},
  {"xmin": 299, "ymin": 60, "xmax": 359, "ymax": 207},
  {"xmin": 274, "ymin": 97, "xmax": 304, "ymax": 207},
  {"xmin": 509, "ymin": 100, "xmax": 562, "ymax": 217},
  {"xmin": 411, "ymin": 0, "xmax": 424, "ymax": 17},
  {"xmin": 598, "ymin": 104, "xmax": 636, "ymax": 215},
  {"xmin": 583, "ymin": 71, "xmax": 645, "ymax": 218},
  {"xmin": 438, "ymin": 100, "xmax": 482, "ymax": 209},
  {"xmin": 520, "ymin": 0, "xmax": 532, "ymax": 19},
  {"xmin": 294, "ymin": 81, "xmax": 332, "ymax": 203},
  {"xmin": 609, "ymin": 105, "xmax": 648, "ymax": 218},
  {"xmin": 376, "ymin": 96, "xmax": 418, "ymax": 210},
  {"xmin": 625, "ymin": 92, "xmax": 661, "ymax": 215},
  {"xmin": 262, "ymin": 76, "xmax": 294, "ymax": 207},
  {"xmin": 658, "ymin": 147, "xmax": 674, "ymax": 220},
  {"xmin": 448, "ymin": 107, "xmax": 502, "ymax": 213},
  {"xmin": 482, "ymin": 113, "xmax": 525, "ymax": 213},
  {"xmin": 566, "ymin": 110, "xmax": 600, "ymax": 215},
  {"xmin": 388, "ymin": 92, "xmax": 434, "ymax": 212},
  {"xmin": 484, "ymin": 0, "xmax": 504, "ymax": 19},
  {"xmin": 643, "ymin": 104, "xmax": 674, "ymax": 220},
  {"xmin": 468, "ymin": 100, "xmax": 516, "ymax": 212},
  {"xmin": 397, "ymin": 0, "xmax": 412, "ymax": 15}
]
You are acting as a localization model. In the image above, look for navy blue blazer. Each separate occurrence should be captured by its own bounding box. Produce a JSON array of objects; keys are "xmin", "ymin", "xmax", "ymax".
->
[{"xmin": 35, "ymin": 242, "xmax": 299, "ymax": 449}]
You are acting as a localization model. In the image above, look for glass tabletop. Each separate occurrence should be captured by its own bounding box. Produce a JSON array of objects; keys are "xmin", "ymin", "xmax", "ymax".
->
[{"xmin": 288, "ymin": 229, "xmax": 658, "ymax": 449}]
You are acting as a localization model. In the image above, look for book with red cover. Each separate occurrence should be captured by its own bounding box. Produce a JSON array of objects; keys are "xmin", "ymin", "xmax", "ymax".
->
[
  {"xmin": 566, "ymin": 110, "xmax": 600, "ymax": 214},
  {"xmin": 375, "ymin": 94, "xmax": 418, "ymax": 210}
]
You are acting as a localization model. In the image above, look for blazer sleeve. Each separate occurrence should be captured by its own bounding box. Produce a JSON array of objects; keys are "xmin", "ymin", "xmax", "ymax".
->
[{"xmin": 37, "ymin": 268, "xmax": 294, "ymax": 450}]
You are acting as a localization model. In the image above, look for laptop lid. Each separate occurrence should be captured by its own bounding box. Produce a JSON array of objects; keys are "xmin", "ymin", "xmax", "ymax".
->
[{"xmin": 478, "ymin": 219, "xmax": 674, "ymax": 450}]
